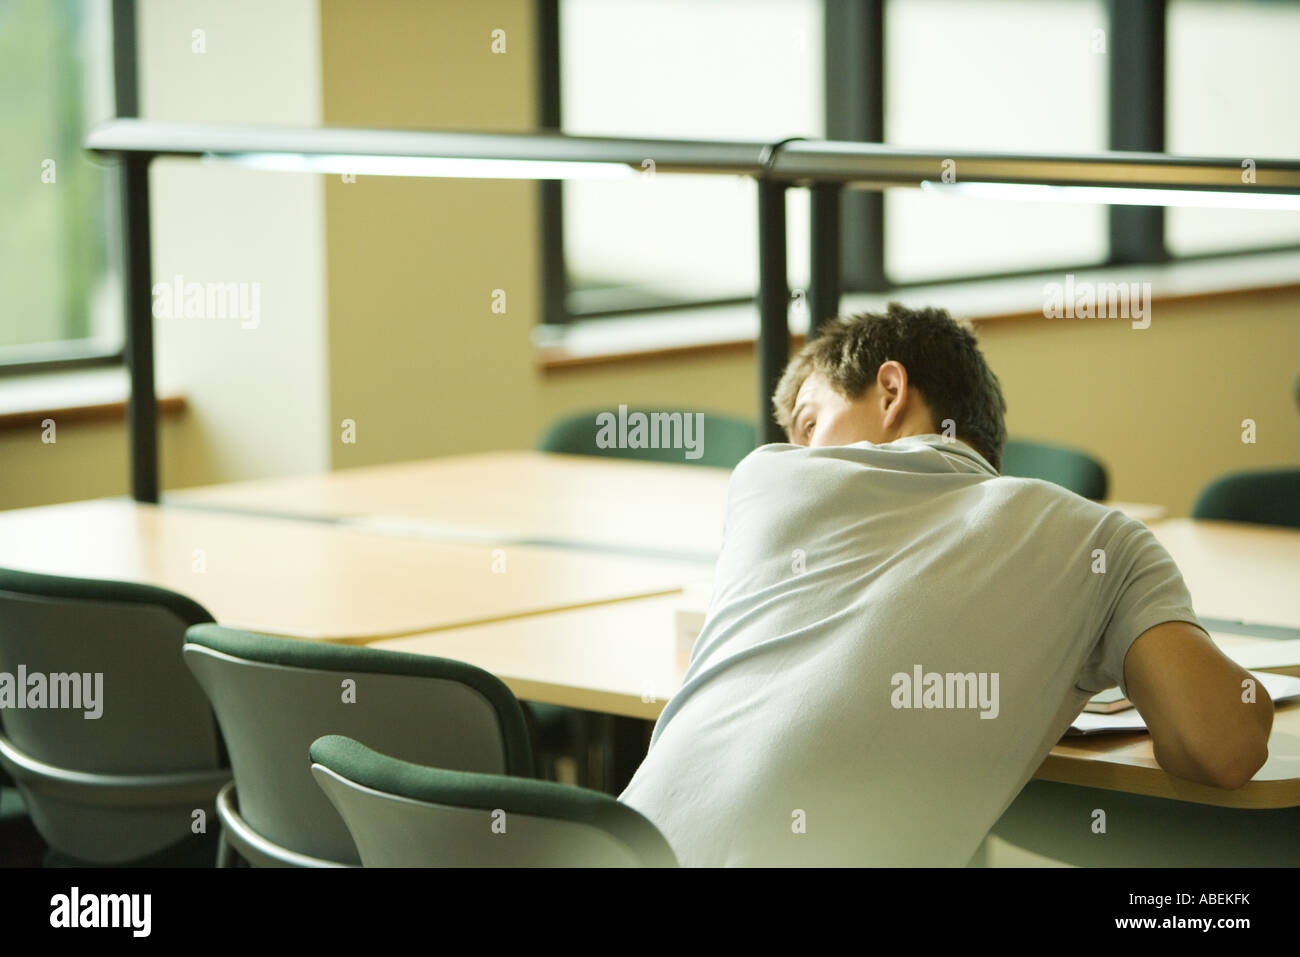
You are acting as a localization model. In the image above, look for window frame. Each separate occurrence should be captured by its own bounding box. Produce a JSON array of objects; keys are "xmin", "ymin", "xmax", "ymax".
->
[
  {"xmin": 538, "ymin": 0, "xmax": 1300, "ymax": 328},
  {"xmin": 0, "ymin": 0, "xmax": 133, "ymax": 378}
]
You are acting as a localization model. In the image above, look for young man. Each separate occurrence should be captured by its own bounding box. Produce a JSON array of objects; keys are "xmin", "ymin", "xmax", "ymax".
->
[{"xmin": 620, "ymin": 303, "xmax": 1273, "ymax": 867}]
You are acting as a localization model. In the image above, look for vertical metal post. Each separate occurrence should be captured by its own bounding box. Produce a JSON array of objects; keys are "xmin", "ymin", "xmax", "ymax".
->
[
  {"xmin": 121, "ymin": 156, "xmax": 158, "ymax": 503},
  {"xmin": 809, "ymin": 183, "xmax": 842, "ymax": 338},
  {"xmin": 1108, "ymin": 0, "xmax": 1167, "ymax": 264},
  {"xmin": 825, "ymin": 0, "xmax": 885, "ymax": 292},
  {"xmin": 113, "ymin": 0, "xmax": 157, "ymax": 502},
  {"xmin": 757, "ymin": 181, "xmax": 789, "ymax": 444},
  {"xmin": 535, "ymin": 0, "xmax": 568, "ymax": 325}
]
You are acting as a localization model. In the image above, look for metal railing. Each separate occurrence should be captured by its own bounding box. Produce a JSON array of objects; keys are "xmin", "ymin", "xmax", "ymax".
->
[{"xmin": 86, "ymin": 118, "xmax": 1300, "ymax": 493}]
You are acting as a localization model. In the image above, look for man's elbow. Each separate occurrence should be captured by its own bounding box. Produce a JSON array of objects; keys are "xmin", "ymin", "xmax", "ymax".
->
[
  {"xmin": 1156, "ymin": 716, "xmax": 1273, "ymax": 790},
  {"xmin": 1192, "ymin": 707, "xmax": 1272, "ymax": 788},
  {"xmin": 1205, "ymin": 692, "xmax": 1277, "ymax": 789},
  {"xmin": 1199, "ymin": 740, "xmax": 1270, "ymax": 790}
]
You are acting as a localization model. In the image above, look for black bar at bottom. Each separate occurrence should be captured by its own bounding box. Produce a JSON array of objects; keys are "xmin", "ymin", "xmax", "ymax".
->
[
  {"xmin": 121, "ymin": 156, "xmax": 158, "ymax": 503},
  {"xmin": 809, "ymin": 182, "xmax": 842, "ymax": 338},
  {"xmin": 757, "ymin": 180, "xmax": 789, "ymax": 445}
]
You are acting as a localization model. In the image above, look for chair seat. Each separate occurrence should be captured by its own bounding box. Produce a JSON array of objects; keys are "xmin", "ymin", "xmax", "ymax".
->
[
  {"xmin": 0, "ymin": 568, "xmax": 228, "ymax": 865},
  {"xmin": 310, "ymin": 735, "xmax": 678, "ymax": 867},
  {"xmin": 1001, "ymin": 438, "xmax": 1108, "ymax": 500},
  {"xmin": 1193, "ymin": 469, "xmax": 1300, "ymax": 529},
  {"xmin": 42, "ymin": 830, "xmax": 221, "ymax": 868},
  {"xmin": 214, "ymin": 781, "xmax": 353, "ymax": 868},
  {"xmin": 537, "ymin": 408, "xmax": 757, "ymax": 469},
  {"xmin": 0, "ymin": 734, "xmax": 230, "ymax": 808},
  {"xmin": 0, "ymin": 733, "xmax": 228, "ymax": 865}
]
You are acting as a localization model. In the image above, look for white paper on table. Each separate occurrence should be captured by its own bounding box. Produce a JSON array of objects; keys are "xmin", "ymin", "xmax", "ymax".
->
[
  {"xmin": 1067, "ymin": 670, "xmax": 1300, "ymax": 736},
  {"xmin": 1211, "ymin": 635, "xmax": 1300, "ymax": 671}
]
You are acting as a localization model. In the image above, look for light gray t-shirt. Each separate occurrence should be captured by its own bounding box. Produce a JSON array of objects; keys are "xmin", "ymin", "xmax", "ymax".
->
[{"xmin": 620, "ymin": 435, "xmax": 1202, "ymax": 867}]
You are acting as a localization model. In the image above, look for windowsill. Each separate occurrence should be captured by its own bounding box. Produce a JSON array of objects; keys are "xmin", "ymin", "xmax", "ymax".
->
[
  {"xmin": 535, "ymin": 248, "xmax": 1300, "ymax": 370},
  {"xmin": 0, "ymin": 367, "xmax": 186, "ymax": 432}
]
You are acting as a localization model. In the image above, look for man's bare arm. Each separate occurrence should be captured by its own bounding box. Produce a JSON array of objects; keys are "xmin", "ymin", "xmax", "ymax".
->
[{"xmin": 1122, "ymin": 620, "xmax": 1274, "ymax": 789}]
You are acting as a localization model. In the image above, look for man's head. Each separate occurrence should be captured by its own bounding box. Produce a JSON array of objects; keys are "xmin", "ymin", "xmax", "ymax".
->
[{"xmin": 772, "ymin": 303, "xmax": 1007, "ymax": 471}]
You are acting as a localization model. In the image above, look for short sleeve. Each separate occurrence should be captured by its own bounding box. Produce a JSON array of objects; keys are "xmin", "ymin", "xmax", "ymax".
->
[{"xmin": 1075, "ymin": 518, "xmax": 1204, "ymax": 697}]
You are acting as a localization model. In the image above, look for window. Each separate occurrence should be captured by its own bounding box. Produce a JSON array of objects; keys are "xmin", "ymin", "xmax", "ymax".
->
[
  {"xmin": 1165, "ymin": 0, "xmax": 1300, "ymax": 256},
  {"xmin": 883, "ymin": 0, "xmax": 1109, "ymax": 283},
  {"xmin": 553, "ymin": 0, "xmax": 823, "ymax": 318},
  {"xmin": 542, "ymin": 0, "xmax": 1300, "ymax": 328},
  {"xmin": 0, "ymin": 0, "xmax": 121, "ymax": 372}
]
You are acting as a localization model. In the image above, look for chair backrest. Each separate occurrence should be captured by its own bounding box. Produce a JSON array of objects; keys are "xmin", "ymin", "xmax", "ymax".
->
[
  {"xmin": 1000, "ymin": 438, "xmax": 1109, "ymax": 500},
  {"xmin": 1193, "ymin": 469, "xmax": 1300, "ymax": 529},
  {"xmin": 0, "ymin": 568, "xmax": 228, "ymax": 862},
  {"xmin": 310, "ymin": 734, "xmax": 677, "ymax": 867},
  {"xmin": 183, "ymin": 624, "xmax": 534, "ymax": 865},
  {"xmin": 537, "ymin": 408, "xmax": 757, "ymax": 469}
]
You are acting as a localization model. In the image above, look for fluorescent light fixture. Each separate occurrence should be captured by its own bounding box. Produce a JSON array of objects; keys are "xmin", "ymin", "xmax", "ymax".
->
[
  {"xmin": 920, "ymin": 180, "xmax": 1300, "ymax": 211},
  {"xmin": 207, "ymin": 151, "xmax": 639, "ymax": 181}
]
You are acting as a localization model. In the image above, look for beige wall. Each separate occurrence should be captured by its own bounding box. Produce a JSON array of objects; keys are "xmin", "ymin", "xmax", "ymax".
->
[
  {"xmin": 145, "ymin": 0, "xmax": 329, "ymax": 486},
  {"xmin": 0, "ymin": 417, "xmax": 190, "ymax": 510},
  {"xmin": 2, "ymin": 0, "xmax": 1296, "ymax": 518},
  {"xmin": 318, "ymin": 1, "xmax": 774, "ymax": 470},
  {"xmin": 979, "ymin": 291, "xmax": 1300, "ymax": 512},
  {"xmin": 320, "ymin": 0, "xmax": 538, "ymax": 468}
]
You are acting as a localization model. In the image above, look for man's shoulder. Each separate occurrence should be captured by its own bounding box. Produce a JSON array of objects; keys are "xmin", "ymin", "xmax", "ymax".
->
[
  {"xmin": 728, "ymin": 443, "xmax": 1140, "ymax": 536},
  {"xmin": 729, "ymin": 441, "xmax": 804, "ymax": 482},
  {"xmin": 981, "ymin": 473, "xmax": 1145, "ymax": 541}
]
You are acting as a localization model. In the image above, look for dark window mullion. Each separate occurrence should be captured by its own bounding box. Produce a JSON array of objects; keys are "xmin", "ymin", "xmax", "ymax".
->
[
  {"xmin": 536, "ymin": 0, "xmax": 568, "ymax": 325},
  {"xmin": 825, "ymin": 0, "xmax": 885, "ymax": 293},
  {"xmin": 1107, "ymin": 0, "xmax": 1168, "ymax": 264}
]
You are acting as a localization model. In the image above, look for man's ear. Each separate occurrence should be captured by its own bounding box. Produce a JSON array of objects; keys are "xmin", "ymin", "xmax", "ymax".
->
[{"xmin": 876, "ymin": 360, "xmax": 909, "ymax": 429}]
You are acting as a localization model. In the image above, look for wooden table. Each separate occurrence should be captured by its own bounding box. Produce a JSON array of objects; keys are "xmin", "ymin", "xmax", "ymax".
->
[
  {"xmin": 986, "ymin": 627, "xmax": 1300, "ymax": 866},
  {"xmin": 372, "ymin": 594, "xmax": 1300, "ymax": 808},
  {"xmin": 171, "ymin": 452, "xmax": 732, "ymax": 560},
  {"xmin": 171, "ymin": 450, "xmax": 1171, "ymax": 559},
  {"xmin": 0, "ymin": 500, "xmax": 710, "ymax": 643},
  {"xmin": 1150, "ymin": 518, "xmax": 1300, "ymax": 631},
  {"xmin": 370, "ymin": 594, "xmax": 688, "ymax": 720},
  {"xmin": 1037, "ymin": 634, "xmax": 1300, "ymax": 809},
  {"xmin": 380, "ymin": 591, "xmax": 1300, "ymax": 864}
]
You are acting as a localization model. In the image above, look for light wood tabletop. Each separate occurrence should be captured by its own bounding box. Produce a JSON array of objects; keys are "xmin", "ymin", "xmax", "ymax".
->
[
  {"xmin": 373, "ymin": 600, "xmax": 1300, "ymax": 808},
  {"xmin": 370, "ymin": 594, "xmax": 689, "ymax": 720},
  {"xmin": 171, "ymin": 451, "xmax": 733, "ymax": 559},
  {"xmin": 0, "ymin": 500, "xmax": 711, "ymax": 643},
  {"xmin": 1038, "ymin": 714, "xmax": 1300, "ymax": 810},
  {"xmin": 171, "ymin": 451, "xmax": 1170, "ymax": 558},
  {"xmin": 1150, "ymin": 518, "xmax": 1300, "ymax": 631},
  {"xmin": 1036, "ymin": 631, "xmax": 1300, "ymax": 809}
]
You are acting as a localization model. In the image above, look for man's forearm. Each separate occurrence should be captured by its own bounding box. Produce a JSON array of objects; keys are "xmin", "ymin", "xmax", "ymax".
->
[
  {"xmin": 1125, "ymin": 621, "xmax": 1276, "ymax": 790},
  {"xmin": 1150, "ymin": 687, "xmax": 1273, "ymax": 789}
]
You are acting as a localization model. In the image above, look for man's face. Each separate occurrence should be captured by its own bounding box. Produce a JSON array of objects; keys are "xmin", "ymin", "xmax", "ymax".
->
[{"xmin": 788, "ymin": 371, "xmax": 883, "ymax": 448}]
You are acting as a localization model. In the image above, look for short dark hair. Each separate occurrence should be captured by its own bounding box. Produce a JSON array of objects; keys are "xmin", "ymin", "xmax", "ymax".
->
[{"xmin": 772, "ymin": 303, "xmax": 1007, "ymax": 471}]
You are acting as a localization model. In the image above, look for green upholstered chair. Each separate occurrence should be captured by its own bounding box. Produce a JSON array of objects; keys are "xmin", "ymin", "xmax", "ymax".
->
[
  {"xmin": 182, "ymin": 624, "xmax": 534, "ymax": 867},
  {"xmin": 1000, "ymin": 438, "xmax": 1109, "ymax": 500},
  {"xmin": 536, "ymin": 408, "xmax": 757, "ymax": 469},
  {"xmin": 0, "ymin": 568, "xmax": 230, "ymax": 865},
  {"xmin": 1192, "ymin": 469, "xmax": 1300, "ymax": 529},
  {"xmin": 310, "ymin": 734, "xmax": 677, "ymax": 867}
]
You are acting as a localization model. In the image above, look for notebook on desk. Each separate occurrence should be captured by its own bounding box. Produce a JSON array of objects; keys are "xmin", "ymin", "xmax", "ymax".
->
[
  {"xmin": 1082, "ymin": 628, "xmax": 1300, "ymax": 714},
  {"xmin": 1072, "ymin": 670, "xmax": 1300, "ymax": 736}
]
